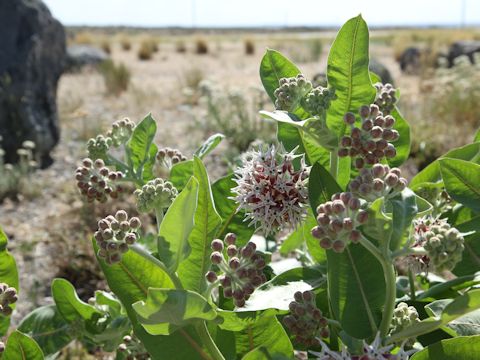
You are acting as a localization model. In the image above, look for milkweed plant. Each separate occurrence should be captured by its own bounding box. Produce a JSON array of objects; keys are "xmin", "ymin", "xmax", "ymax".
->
[{"xmin": 1, "ymin": 15, "xmax": 480, "ymax": 360}]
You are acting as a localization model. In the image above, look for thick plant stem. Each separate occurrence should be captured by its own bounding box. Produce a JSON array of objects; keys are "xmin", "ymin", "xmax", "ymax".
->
[
  {"xmin": 329, "ymin": 151, "xmax": 339, "ymax": 179},
  {"xmin": 195, "ymin": 321, "xmax": 225, "ymax": 360},
  {"xmin": 155, "ymin": 208, "xmax": 164, "ymax": 233},
  {"xmin": 379, "ymin": 261, "xmax": 396, "ymax": 339},
  {"xmin": 408, "ymin": 269, "xmax": 416, "ymax": 301}
]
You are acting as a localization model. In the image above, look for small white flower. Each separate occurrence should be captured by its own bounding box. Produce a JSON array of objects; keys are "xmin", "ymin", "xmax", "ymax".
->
[{"xmin": 232, "ymin": 144, "xmax": 309, "ymax": 235}]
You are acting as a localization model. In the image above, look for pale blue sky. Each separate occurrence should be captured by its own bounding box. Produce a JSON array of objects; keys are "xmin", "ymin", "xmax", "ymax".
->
[{"xmin": 43, "ymin": 0, "xmax": 480, "ymax": 27}]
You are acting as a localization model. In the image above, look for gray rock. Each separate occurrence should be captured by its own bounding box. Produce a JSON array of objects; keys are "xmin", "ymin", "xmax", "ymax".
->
[
  {"xmin": 399, "ymin": 47, "xmax": 421, "ymax": 74},
  {"xmin": 447, "ymin": 41, "xmax": 480, "ymax": 67},
  {"xmin": 65, "ymin": 45, "xmax": 109, "ymax": 72},
  {"xmin": 370, "ymin": 58, "xmax": 394, "ymax": 85},
  {"xmin": 0, "ymin": 0, "xmax": 66, "ymax": 167}
]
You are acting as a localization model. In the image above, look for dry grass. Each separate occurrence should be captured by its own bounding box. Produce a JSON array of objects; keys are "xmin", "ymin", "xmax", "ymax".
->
[
  {"xmin": 98, "ymin": 60, "xmax": 131, "ymax": 95},
  {"xmin": 120, "ymin": 36, "xmax": 132, "ymax": 51}
]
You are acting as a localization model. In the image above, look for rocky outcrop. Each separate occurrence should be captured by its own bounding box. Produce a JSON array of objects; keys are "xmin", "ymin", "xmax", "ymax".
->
[
  {"xmin": 65, "ymin": 45, "xmax": 109, "ymax": 72},
  {"xmin": 0, "ymin": 0, "xmax": 66, "ymax": 167}
]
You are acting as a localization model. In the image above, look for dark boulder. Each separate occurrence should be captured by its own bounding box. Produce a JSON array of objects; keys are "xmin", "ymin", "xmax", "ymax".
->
[
  {"xmin": 399, "ymin": 47, "xmax": 421, "ymax": 74},
  {"xmin": 447, "ymin": 41, "xmax": 480, "ymax": 67},
  {"xmin": 65, "ymin": 45, "xmax": 109, "ymax": 72},
  {"xmin": 0, "ymin": 0, "xmax": 66, "ymax": 167},
  {"xmin": 369, "ymin": 58, "xmax": 394, "ymax": 85}
]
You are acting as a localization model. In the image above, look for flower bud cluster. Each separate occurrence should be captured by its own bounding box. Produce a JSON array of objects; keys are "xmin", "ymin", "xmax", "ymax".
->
[
  {"xmin": 274, "ymin": 74, "xmax": 313, "ymax": 112},
  {"xmin": 0, "ymin": 283, "xmax": 18, "ymax": 316},
  {"xmin": 75, "ymin": 158, "xmax": 124, "ymax": 203},
  {"xmin": 87, "ymin": 135, "xmax": 112, "ymax": 160},
  {"xmin": 206, "ymin": 233, "xmax": 267, "ymax": 308},
  {"xmin": 117, "ymin": 334, "xmax": 150, "ymax": 360},
  {"xmin": 374, "ymin": 82, "xmax": 397, "ymax": 115},
  {"xmin": 405, "ymin": 217, "xmax": 464, "ymax": 273},
  {"xmin": 94, "ymin": 210, "xmax": 141, "ymax": 265},
  {"xmin": 349, "ymin": 164, "xmax": 407, "ymax": 202},
  {"xmin": 338, "ymin": 104, "xmax": 399, "ymax": 169},
  {"xmin": 283, "ymin": 290, "xmax": 329, "ymax": 347},
  {"xmin": 311, "ymin": 192, "xmax": 368, "ymax": 253},
  {"xmin": 303, "ymin": 87, "xmax": 337, "ymax": 117},
  {"xmin": 106, "ymin": 118, "xmax": 136, "ymax": 147},
  {"xmin": 134, "ymin": 178, "xmax": 178, "ymax": 213},
  {"xmin": 156, "ymin": 147, "xmax": 187, "ymax": 169},
  {"xmin": 391, "ymin": 302, "xmax": 420, "ymax": 347},
  {"xmin": 233, "ymin": 145, "xmax": 309, "ymax": 235}
]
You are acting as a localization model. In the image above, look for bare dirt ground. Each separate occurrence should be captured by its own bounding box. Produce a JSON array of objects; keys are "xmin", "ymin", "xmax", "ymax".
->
[{"xmin": 0, "ymin": 28, "xmax": 469, "ymax": 343}]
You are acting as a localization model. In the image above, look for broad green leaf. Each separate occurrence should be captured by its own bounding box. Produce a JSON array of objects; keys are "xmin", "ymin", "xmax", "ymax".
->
[
  {"xmin": 218, "ymin": 309, "xmax": 293, "ymax": 358},
  {"xmin": 453, "ymin": 217, "xmax": 480, "ymax": 276},
  {"xmin": 142, "ymin": 142, "xmax": 158, "ymax": 182},
  {"xmin": 308, "ymin": 162, "xmax": 342, "ymax": 212},
  {"xmin": 387, "ymin": 188, "xmax": 418, "ymax": 251},
  {"xmin": 133, "ymin": 288, "xmax": 216, "ymax": 335},
  {"xmin": 3, "ymin": 331, "xmax": 44, "ymax": 360},
  {"xmin": 242, "ymin": 347, "xmax": 291, "ymax": 360},
  {"xmin": 170, "ymin": 160, "xmax": 194, "ymax": 191},
  {"xmin": 389, "ymin": 289, "xmax": 480, "ymax": 344},
  {"xmin": 410, "ymin": 142, "xmax": 480, "ymax": 189},
  {"xmin": 259, "ymin": 49, "xmax": 328, "ymax": 165},
  {"xmin": 94, "ymin": 241, "xmax": 209, "ymax": 360},
  {"xmin": 439, "ymin": 158, "xmax": 480, "ymax": 212},
  {"xmin": 411, "ymin": 335, "xmax": 480, "ymax": 360},
  {"xmin": 387, "ymin": 107, "xmax": 410, "ymax": 167},
  {"xmin": 126, "ymin": 114, "xmax": 157, "ymax": 180},
  {"xmin": 158, "ymin": 177, "xmax": 199, "ymax": 273},
  {"xmin": 18, "ymin": 305, "xmax": 74, "ymax": 357},
  {"xmin": 177, "ymin": 157, "xmax": 222, "ymax": 293},
  {"xmin": 194, "ymin": 133, "xmax": 225, "ymax": 159},
  {"xmin": 0, "ymin": 227, "xmax": 18, "ymax": 336},
  {"xmin": 51, "ymin": 278, "xmax": 102, "ymax": 323},
  {"xmin": 418, "ymin": 272, "xmax": 480, "ymax": 300},
  {"xmin": 94, "ymin": 290, "xmax": 123, "ymax": 317},
  {"xmin": 362, "ymin": 198, "xmax": 392, "ymax": 246},
  {"xmin": 474, "ymin": 129, "xmax": 480, "ymax": 143},
  {"xmin": 327, "ymin": 244, "xmax": 385, "ymax": 339},
  {"xmin": 326, "ymin": 15, "xmax": 376, "ymax": 182},
  {"xmin": 426, "ymin": 299, "xmax": 480, "ymax": 336},
  {"xmin": 211, "ymin": 174, "xmax": 255, "ymax": 245}
]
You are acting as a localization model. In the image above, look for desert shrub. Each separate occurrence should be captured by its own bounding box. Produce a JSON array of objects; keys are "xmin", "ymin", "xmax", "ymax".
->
[
  {"xmin": 73, "ymin": 31, "xmax": 94, "ymax": 45},
  {"xmin": 98, "ymin": 60, "xmax": 131, "ymax": 95},
  {"xmin": 3, "ymin": 15, "xmax": 480, "ymax": 360},
  {"xmin": 176, "ymin": 40, "xmax": 187, "ymax": 53},
  {"xmin": 244, "ymin": 38, "xmax": 255, "ymax": 55},
  {"xmin": 308, "ymin": 38, "xmax": 323, "ymax": 61},
  {"xmin": 100, "ymin": 40, "xmax": 111, "ymax": 54},
  {"xmin": 0, "ymin": 139, "xmax": 38, "ymax": 201},
  {"xmin": 137, "ymin": 40, "xmax": 154, "ymax": 60},
  {"xmin": 195, "ymin": 38, "xmax": 209, "ymax": 54},
  {"xmin": 120, "ymin": 36, "xmax": 132, "ymax": 51}
]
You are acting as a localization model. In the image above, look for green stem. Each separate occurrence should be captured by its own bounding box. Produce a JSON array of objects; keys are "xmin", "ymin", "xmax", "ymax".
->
[
  {"xmin": 329, "ymin": 151, "xmax": 339, "ymax": 180},
  {"xmin": 155, "ymin": 208, "xmax": 164, "ymax": 233},
  {"xmin": 391, "ymin": 247, "xmax": 427, "ymax": 259},
  {"xmin": 195, "ymin": 321, "xmax": 225, "ymax": 360},
  {"xmin": 130, "ymin": 245, "xmax": 183, "ymax": 289},
  {"xmin": 205, "ymin": 280, "xmax": 219, "ymax": 302},
  {"xmin": 408, "ymin": 269, "xmax": 417, "ymax": 301},
  {"xmin": 358, "ymin": 235, "xmax": 383, "ymax": 264},
  {"xmin": 379, "ymin": 261, "xmax": 396, "ymax": 339}
]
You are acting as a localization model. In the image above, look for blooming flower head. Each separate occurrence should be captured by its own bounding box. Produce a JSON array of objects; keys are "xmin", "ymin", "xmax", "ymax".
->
[{"xmin": 232, "ymin": 144, "xmax": 310, "ymax": 235}]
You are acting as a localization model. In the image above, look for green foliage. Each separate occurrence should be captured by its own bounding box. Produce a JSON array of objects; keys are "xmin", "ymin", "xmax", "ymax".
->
[{"xmin": 2, "ymin": 331, "xmax": 44, "ymax": 360}]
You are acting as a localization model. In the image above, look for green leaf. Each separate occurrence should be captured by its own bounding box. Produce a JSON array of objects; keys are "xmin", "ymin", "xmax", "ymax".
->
[
  {"xmin": 177, "ymin": 157, "xmax": 222, "ymax": 293},
  {"xmin": 439, "ymin": 158, "xmax": 480, "ymax": 212},
  {"xmin": 426, "ymin": 298, "xmax": 480, "ymax": 336},
  {"xmin": 308, "ymin": 162, "xmax": 342, "ymax": 212},
  {"xmin": 126, "ymin": 114, "xmax": 157, "ymax": 180},
  {"xmin": 170, "ymin": 160, "xmax": 194, "ymax": 191},
  {"xmin": 158, "ymin": 177, "xmax": 199, "ymax": 273},
  {"xmin": 94, "ymin": 241, "xmax": 209, "ymax": 360},
  {"xmin": 389, "ymin": 289, "xmax": 480, "ymax": 344},
  {"xmin": 18, "ymin": 305, "xmax": 74, "ymax": 357},
  {"xmin": 133, "ymin": 288, "xmax": 217, "ymax": 335},
  {"xmin": 417, "ymin": 272, "xmax": 480, "ymax": 300},
  {"xmin": 211, "ymin": 174, "xmax": 255, "ymax": 245},
  {"xmin": 327, "ymin": 244, "xmax": 386, "ymax": 339},
  {"xmin": 0, "ymin": 227, "xmax": 18, "ymax": 336},
  {"xmin": 411, "ymin": 335, "xmax": 480, "ymax": 360},
  {"xmin": 326, "ymin": 14, "xmax": 376, "ymax": 147},
  {"xmin": 453, "ymin": 232, "xmax": 480, "ymax": 277},
  {"xmin": 242, "ymin": 347, "xmax": 292, "ymax": 360},
  {"xmin": 474, "ymin": 128, "xmax": 480, "ymax": 143},
  {"xmin": 410, "ymin": 142, "xmax": 480, "ymax": 189},
  {"xmin": 194, "ymin": 133, "xmax": 225, "ymax": 159},
  {"xmin": 387, "ymin": 188, "xmax": 418, "ymax": 251},
  {"xmin": 259, "ymin": 49, "xmax": 328, "ymax": 165},
  {"xmin": 51, "ymin": 278, "xmax": 102, "ymax": 323},
  {"xmin": 387, "ymin": 107, "xmax": 410, "ymax": 167},
  {"xmin": 218, "ymin": 309, "xmax": 293, "ymax": 358},
  {"xmin": 3, "ymin": 331, "xmax": 44, "ymax": 360}
]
